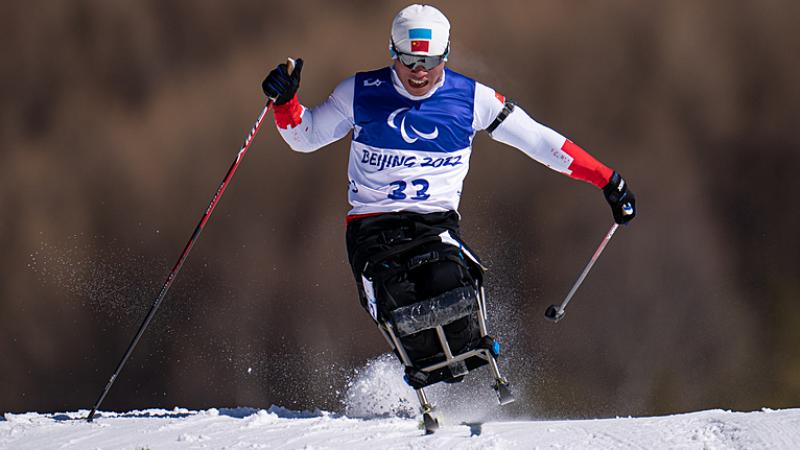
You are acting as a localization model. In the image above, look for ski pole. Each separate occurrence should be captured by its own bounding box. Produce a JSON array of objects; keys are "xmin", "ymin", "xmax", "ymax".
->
[
  {"xmin": 86, "ymin": 60, "xmax": 294, "ymax": 422},
  {"xmin": 544, "ymin": 223, "xmax": 619, "ymax": 323}
]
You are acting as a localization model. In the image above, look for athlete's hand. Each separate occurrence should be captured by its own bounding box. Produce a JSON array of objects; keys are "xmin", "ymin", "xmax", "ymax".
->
[
  {"xmin": 603, "ymin": 172, "xmax": 636, "ymax": 224},
  {"xmin": 262, "ymin": 58, "xmax": 304, "ymax": 105}
]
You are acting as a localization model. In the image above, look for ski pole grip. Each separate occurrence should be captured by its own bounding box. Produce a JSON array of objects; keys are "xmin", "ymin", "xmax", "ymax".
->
[{"xmin": 287, "ymin": 57, "xmax": 296, "ymax": 75}]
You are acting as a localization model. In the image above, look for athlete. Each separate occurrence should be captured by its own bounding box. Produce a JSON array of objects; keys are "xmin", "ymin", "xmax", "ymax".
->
[{"xmin": 261, "ymin": 4, "xmax": 635, "ymax": 417}]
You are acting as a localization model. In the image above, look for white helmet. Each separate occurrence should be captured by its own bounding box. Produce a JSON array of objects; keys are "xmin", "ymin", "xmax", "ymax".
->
[{"xmin": 390, "ymin": 4, "xmax": 451, "ymax": 57}]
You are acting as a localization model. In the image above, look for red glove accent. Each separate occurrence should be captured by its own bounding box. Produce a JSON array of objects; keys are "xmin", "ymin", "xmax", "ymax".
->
[
  {"xmin": 561, "ymin": 139, "xmax": 614, "ymax": 189},
  {"xmin": 273, "ymin": 94, "xmax": 303, "ymax": 129}
]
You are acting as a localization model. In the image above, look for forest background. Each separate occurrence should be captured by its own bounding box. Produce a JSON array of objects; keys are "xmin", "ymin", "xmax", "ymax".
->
[{"xmin": 2, "ymin": 0, "xmax": 798, "ymax": 418}]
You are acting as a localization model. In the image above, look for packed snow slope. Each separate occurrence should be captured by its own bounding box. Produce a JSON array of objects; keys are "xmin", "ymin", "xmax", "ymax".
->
[
  {"xmin": 2, "ymin": 407, "xmax": 799, "ymax": 449},
  {"xmin": 4, "ymin": 356, "xmax": 799, "ymax": 449}
]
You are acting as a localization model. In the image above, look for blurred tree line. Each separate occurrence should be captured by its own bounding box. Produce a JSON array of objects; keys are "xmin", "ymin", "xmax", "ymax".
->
[{"xmin": 1, "ymin": 0, "xmax": 798, "ymax": 417}]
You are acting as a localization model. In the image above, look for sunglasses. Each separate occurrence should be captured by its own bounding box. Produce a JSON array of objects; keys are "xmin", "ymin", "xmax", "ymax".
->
[{"xmin": 391, "ymin": 42, "xmax": 448, "ymax": 70}]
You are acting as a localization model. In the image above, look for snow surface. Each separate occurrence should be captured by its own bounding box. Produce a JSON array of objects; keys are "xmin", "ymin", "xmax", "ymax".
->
[
  {"xmin": 3, "ymin": 354, "xmax": 799, "ymax": 449},
  {"xmin": 3, "ymin": 407, "xmax": 800, "ymax": 449}
]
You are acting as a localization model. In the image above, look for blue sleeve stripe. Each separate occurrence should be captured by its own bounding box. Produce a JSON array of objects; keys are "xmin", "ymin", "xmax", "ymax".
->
[{"xmin": 408, "ymin": 28, "xmax": 433, "ymax": 40}]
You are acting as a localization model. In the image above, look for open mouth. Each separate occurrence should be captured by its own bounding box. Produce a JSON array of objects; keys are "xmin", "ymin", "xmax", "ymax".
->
[{"xmin": 408, "ymin": 78, "xmax": 429, "ymax": 89}]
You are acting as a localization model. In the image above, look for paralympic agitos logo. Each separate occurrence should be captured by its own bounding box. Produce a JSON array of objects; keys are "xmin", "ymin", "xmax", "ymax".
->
[{"xmin": 387, "ymin": 107, "xmax": 439, "ymax": 144}]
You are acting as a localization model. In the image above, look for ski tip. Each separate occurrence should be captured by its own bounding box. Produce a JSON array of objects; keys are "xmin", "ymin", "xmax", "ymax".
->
[
  {"xmin": 494, "ymin": 381, "xmax": 516, "ymax": 405},
  {"xmin": 422, "ymin": 412, "xmax": 439, "ymax": 434}
]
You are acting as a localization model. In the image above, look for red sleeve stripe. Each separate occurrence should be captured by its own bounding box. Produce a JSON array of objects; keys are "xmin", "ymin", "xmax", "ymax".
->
[
  {"xmin": 345, "ymin": 212, "xmax": 385, "ymax": 224},
  {"xmin": 273, "ymin": 94, "xmax": 303, "ymax": 129},
  {"xmin": 561, "ymin": 139, "xmax": 613, "ymax": 189}
]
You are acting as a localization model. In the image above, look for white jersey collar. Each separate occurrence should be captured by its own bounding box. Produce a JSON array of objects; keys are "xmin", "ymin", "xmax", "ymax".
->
[{"xmin": 390, "ymin": 66, "xmax": 446, "ymax": 101}]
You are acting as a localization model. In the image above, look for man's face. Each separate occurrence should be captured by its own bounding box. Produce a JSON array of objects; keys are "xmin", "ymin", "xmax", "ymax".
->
[{"xmin": 393, "ymin": 58, "xmax": 446, "ymax": 96}]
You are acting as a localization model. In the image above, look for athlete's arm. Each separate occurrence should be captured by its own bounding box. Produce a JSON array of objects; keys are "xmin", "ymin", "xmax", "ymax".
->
[
  {"xmin": 269, "ymin": 74, "xmax": 355, "ymax": 153},
  {"xmin": 474, "ymin": 82, "xmax": 635, "ymax": 223},
  {"xmin": 473, "ymin": 82, "xmax": 612, "ymax": 189}
]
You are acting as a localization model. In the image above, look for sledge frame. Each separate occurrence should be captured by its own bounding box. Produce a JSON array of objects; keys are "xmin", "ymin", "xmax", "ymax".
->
[{"xmin": 379, "ymin": 284, "xmax": 506, "ymax": 383}]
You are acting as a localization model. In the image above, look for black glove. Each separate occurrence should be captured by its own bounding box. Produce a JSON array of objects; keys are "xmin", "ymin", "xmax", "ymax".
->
[
  {"xmin": 603, "ymin": 171, "xmax": 636, "ymax": 224},
  {"xmin": 261, "ymin": 58, "xmax": 304, "ymax": 105}
]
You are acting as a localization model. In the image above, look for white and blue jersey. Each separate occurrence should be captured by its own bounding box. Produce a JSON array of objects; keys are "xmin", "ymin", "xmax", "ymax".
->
[
  {"xmin": 350, "ymin": 67, "xmax": 476, "ymax": 214},
  {"xmin": 274, "ymin": 65, "xmax": 612, "ymax": 217}
]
